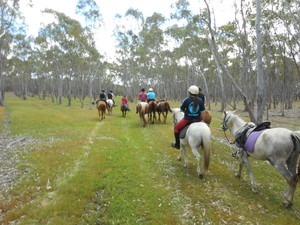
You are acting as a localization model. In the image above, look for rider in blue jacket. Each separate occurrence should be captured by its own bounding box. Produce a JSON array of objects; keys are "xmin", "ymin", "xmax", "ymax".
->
[
  {"xmin": 147, "ymin": 88, "xmax": 156, "ymax": 102},
  {"xmin": 172, "ymin": 85, "xmax": 205, "ymax": 149}
]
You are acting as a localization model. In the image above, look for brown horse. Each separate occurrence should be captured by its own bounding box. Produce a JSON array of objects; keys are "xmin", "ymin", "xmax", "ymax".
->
[
  {"xmin": 157, "ymin": 100, "xmax": 172, "ymax": 123},
  {"xmin": 97, "ymin": 100, "xmax": 106, "ymax": 121},
  {"xmin": 147, "ymin": 100, "xmax": 157, "ymax": 124},
  {"xmin": 120, "ymin": 104, "xmax": 129, "ymax": 118},
  {"xmin": 202, "ymin": 110, "xmax": 212, "ymax": 126},
  {"xmin": 137, "ymin": 102, "xmax": 148, "ymax": 127}
]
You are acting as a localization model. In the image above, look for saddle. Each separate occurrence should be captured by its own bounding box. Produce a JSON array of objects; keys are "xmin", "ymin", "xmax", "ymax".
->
[
  {"xmin": 235, "ymin": 122, "xmax": 271, "ymax": 150},
  {"xmin": 179, "ymin": 119, "xmax": 201, "ymax": 139}
]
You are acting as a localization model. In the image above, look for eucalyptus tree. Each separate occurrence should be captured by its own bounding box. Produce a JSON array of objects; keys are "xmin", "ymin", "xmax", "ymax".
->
[
  {"xmin": 203, "ymin": 0, "xmax": 256, "ymax": 122},
  {"xmin": 36, "ymin": 9, "xmax": 100, "ymax": 106},
  {"xmin": 167, "ymin": 0, "xmax": 215, "ymax": 103},
  {"xmin": 138, "ymin": 12, "xmax": 166, "ymax": 96},
  {"xmin": 0, "ymin": 0, "xmax": 28, "ymax": 105},
  {"xmin": 76, "ymin": 0, "xmax": 103, "ymax": 108},
  {"xmin": 114, "ymin": 8, "xmax": 145, "ymax": 99},
  {"xmin": 264, "ymin": 0, "xmax": 300, "ymax": 113},
  {"xmin": 9, "ymin": 35, "xmax": 35, "ymax": 100}
]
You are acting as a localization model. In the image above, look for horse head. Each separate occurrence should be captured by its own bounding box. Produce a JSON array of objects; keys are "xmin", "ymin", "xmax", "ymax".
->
[
  {"xmin": 171, "ymin": 108, "xmax": 183, "ymax": 126},
  {"xmin": 221, "ymin": 110, "xmax": 236, "ymax": 131}
]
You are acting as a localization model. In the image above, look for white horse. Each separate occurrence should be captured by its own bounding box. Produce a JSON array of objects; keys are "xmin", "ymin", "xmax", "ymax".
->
[
  {"xmin": 137, "ymin": 102, "xmax": 148, "ymax": 127},
  {"xmin": 171, "ymin": 108, "xmax": 212, "ymax": 178},
  {"xmin": 107, "ymin": 99, "xmax": 114, "ymax": 115},
  {"xmin": 221, "ymin": 110, "xmax": 300, "ymax": 207}
]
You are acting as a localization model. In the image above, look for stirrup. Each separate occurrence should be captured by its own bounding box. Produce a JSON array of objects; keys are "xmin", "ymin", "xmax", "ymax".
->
[{"xmin": 171, "ymin": 142, "xmax": 180, "ymax": 149}]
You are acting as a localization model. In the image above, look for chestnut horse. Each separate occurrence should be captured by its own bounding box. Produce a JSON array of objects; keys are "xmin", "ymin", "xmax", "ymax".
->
[
  {"xmin": 202, "ymin": 110, "xmax": 212, "ymax": 126},
  {"xmin": 137, "ymin": 102, "xmax": 148, "ymax": 127},
  {"xmin": 96, "ymin": 100, "xmax": 106, "ymax": 121},
  {"xmin": 157, "ymin": 100, "xmax": 172, "ymax": 123},
  {"xmin": 147, "ymin": 100, "xmax": 157, "ymax": 124}
]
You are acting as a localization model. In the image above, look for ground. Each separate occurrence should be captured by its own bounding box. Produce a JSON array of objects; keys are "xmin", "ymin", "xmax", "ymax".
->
[{"xmin": 0, "ymin": 104, "xmax": 299, "ymax": 205}]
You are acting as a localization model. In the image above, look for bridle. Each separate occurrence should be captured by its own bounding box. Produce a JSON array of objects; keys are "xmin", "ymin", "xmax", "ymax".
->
[{"xmin": 221, "ymin": 113, "xmax": 235, "ymax": 145}]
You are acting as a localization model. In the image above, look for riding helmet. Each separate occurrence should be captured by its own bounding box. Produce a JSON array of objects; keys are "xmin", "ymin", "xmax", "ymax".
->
[
  {"xmin": 188, "ymin": 85, "xmax": 199, "ymax": 95},
  {"xmin": 148, "ymin": 88, "xmax": 153, "ymax": 92}
]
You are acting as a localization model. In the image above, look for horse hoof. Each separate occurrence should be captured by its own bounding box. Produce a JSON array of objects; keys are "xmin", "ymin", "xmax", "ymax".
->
[
  {"xmin": 283, "ymin": 201, "xmax": 292, "ymax": 208},
  {"xmin": 252, "ymin": 187, "xmax": 258, "ymax": 193},
  {"xmin": 235, "ymin": 173, "xmax": 241, "ymax": 178},
  {"xmin": 199, "ymin": 174, "xmax": 204, "ymax": 179}
]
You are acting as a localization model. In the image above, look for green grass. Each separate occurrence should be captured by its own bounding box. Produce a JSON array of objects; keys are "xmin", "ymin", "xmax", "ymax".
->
[{"xmin": 0, "ymin": 95, "xmax": 300, "ymax": 224}]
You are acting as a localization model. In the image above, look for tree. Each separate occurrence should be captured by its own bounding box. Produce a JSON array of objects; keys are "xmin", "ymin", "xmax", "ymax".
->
[{"xmin": 0, "ymin": 0, "xmax": 28, "ymax": 105}]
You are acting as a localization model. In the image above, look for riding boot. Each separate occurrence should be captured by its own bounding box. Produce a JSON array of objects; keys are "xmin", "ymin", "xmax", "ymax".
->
[{"xmin": 171, "ymin": 133, "xmax": 180, "ymax": 149}]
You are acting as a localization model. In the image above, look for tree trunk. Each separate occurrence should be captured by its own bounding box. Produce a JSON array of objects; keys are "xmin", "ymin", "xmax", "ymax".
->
[{"xmin": 256, "ymin": 0, "xmax": 265, "ymax": 124}]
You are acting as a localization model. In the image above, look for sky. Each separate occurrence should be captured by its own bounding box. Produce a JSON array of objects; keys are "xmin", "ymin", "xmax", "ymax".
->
[{"xmin": 20, "ymin": 0, "xmax": 235, "ymax": 60}]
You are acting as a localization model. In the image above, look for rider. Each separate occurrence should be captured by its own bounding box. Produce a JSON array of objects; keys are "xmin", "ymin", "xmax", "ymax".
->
[
  {"xmin": 198, "ymin": 87, "xmax": 206, "ymax": 104},
  {"xmin": 107, "ymin": 90, "xmax": 116, "ymax": 106},
  {"xmin": 99, "ymin": 89, "xmax": 107, "ymax": 104},
  {"xmin": 172, "ymin": 85, "xmax": 206, "ymax": 149},
  {"xmin": 147, "ymin": 88, "xmax": 156, "ymax": 103},
  {"xmin": 136, "ymin": 88, "xmax": 148, "ymax": 113},
  {"xmin": 121, "ymin": 94, "xmax": 130, "ymax": 111}
]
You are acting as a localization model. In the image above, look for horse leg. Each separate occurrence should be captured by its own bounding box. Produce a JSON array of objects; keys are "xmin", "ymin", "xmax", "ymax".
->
[
  {"xmin": 236, "ymin": 155, "xmax": 244, "ymax": 178},
  {"xmin": 158, "ymin": 112, "xmax": 161, "ymax": 122},
  {"xmin": 286, "ymin": 151, "xmax": 299, "ymax": 176},
  {"xmin": 269, "ymin": 158, "xmax": 298, "ymax": 208},
  {"xmin": 179, "ymin": 145, "xmax": 188, "ymax": 168},
  {"xmin": 177, "ymin": 143, "xmax": 185, "ymax": 163},
  {"xmin": 163, "ymin": 112, "xmax": 167, "ymax": 123},
  {"xmin": 191, "ymin": 146, "xmax": 203, "ymax": 178},
  {"xmin": 239, "ymin": 151, "xmax": 258, "ymax": 193}
]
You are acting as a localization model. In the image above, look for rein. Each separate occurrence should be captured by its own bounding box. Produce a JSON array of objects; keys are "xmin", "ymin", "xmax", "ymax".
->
[
  {"xmin": 222, "ymin": 114, "xmax": 236, "ymax": 145},
  {"xmin": 223, "ymin": 130, "xmax": 236, "ymax": 145}
]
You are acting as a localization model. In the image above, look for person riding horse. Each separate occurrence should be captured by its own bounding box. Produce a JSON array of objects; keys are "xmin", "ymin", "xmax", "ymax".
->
[
  {"xmin": 107, "ymin": 90, "xmax": 116, "ymax": 106},
  {"xmin": 172, "ymin": 85, "xmax": 206, "ymax": 149},
  {"xmin": 147, "ymin": 88, "xmax": 156, "ymax": 103},
  {"xmin": 136, "ymin": 88, "xmax": 148, "ymax": 113},
  {"xmin": 93, "ymin": 89, "xmax": 107, "ymax": 105}
]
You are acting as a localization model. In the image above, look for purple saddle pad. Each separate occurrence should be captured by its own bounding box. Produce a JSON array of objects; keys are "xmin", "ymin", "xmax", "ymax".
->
[{"xmin": 244, "ymin": 130, "xmax": 264, "ymax": 153}]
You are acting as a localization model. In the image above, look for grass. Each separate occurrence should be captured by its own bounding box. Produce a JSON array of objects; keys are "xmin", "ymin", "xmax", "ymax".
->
[{"xmin": 0, "ymin": 95, "xmax": 300, "ymax": 224}]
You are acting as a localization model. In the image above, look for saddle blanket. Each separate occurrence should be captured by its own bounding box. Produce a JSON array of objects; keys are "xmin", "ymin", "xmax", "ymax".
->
[{"xmin": 244, "ymin": 130, "xmax": 265, "ymax": 153}]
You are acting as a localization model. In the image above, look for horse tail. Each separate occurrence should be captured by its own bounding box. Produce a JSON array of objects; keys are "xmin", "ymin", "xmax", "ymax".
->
[
  {"xmin": 139, "ymin": 103, "xmax": 147, "ymax": 126},
  {"xmin": 151, "ymin": 101, "xmax": 156, "ymax": 119},
  {"xmin": 291, "ymin": 132, "xmax": 300, "ymax": 181},
  {"xmin": 202, "ymin": 127, "xmax": 211, "ymax": 173},
  {"xmin": 143, "ymin": 104, "xmax": 148, "ymax": 125},
  {"xmin": 166, "ymin": 102, "xmax": 172, "ymax": 113}
]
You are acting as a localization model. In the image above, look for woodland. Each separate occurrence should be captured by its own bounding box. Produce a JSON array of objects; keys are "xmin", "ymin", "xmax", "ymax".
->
[{"xmin": 0, "ymin": 0, "xmax": 300, "ymax": 123}]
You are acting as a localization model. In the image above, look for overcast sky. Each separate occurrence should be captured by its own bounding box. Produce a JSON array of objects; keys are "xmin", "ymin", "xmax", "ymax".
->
[{"xmin": 20, "ymin": 0, "xmax": 235, "ymax": 59}]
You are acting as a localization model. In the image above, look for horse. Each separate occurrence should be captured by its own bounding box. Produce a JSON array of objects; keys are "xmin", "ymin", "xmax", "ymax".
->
[
  {"xmin": 147, "ymin": 100, "xmax": 157, "ymax": 124},
  {"xmin": 221, "ymin": 110, "xmax": 300, "ymax": 208},
  {"xmin": 107, "ymin": 99, "xmax": 114, "ymax": 115},
  {"xmin": 96, "ymin": 100, "xmax": 106, "ymax": 121},
  {"xmin": 120, "ymin": 104, "xmax": 129, "ymax": 118},
  {"xmin": 202, "ymin": 110, "xmax": 212, "ymax": 126},
  {"xmin": 171, "ymin": 108, "xmax": 212, "ymax": 178},
  {"xmin": 137, "ymin": 102, "xmax": 148, "ymax": 127},
  {"xmin": 157, "ymin": 100, "xmax": 172, "ymax": 123}
]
